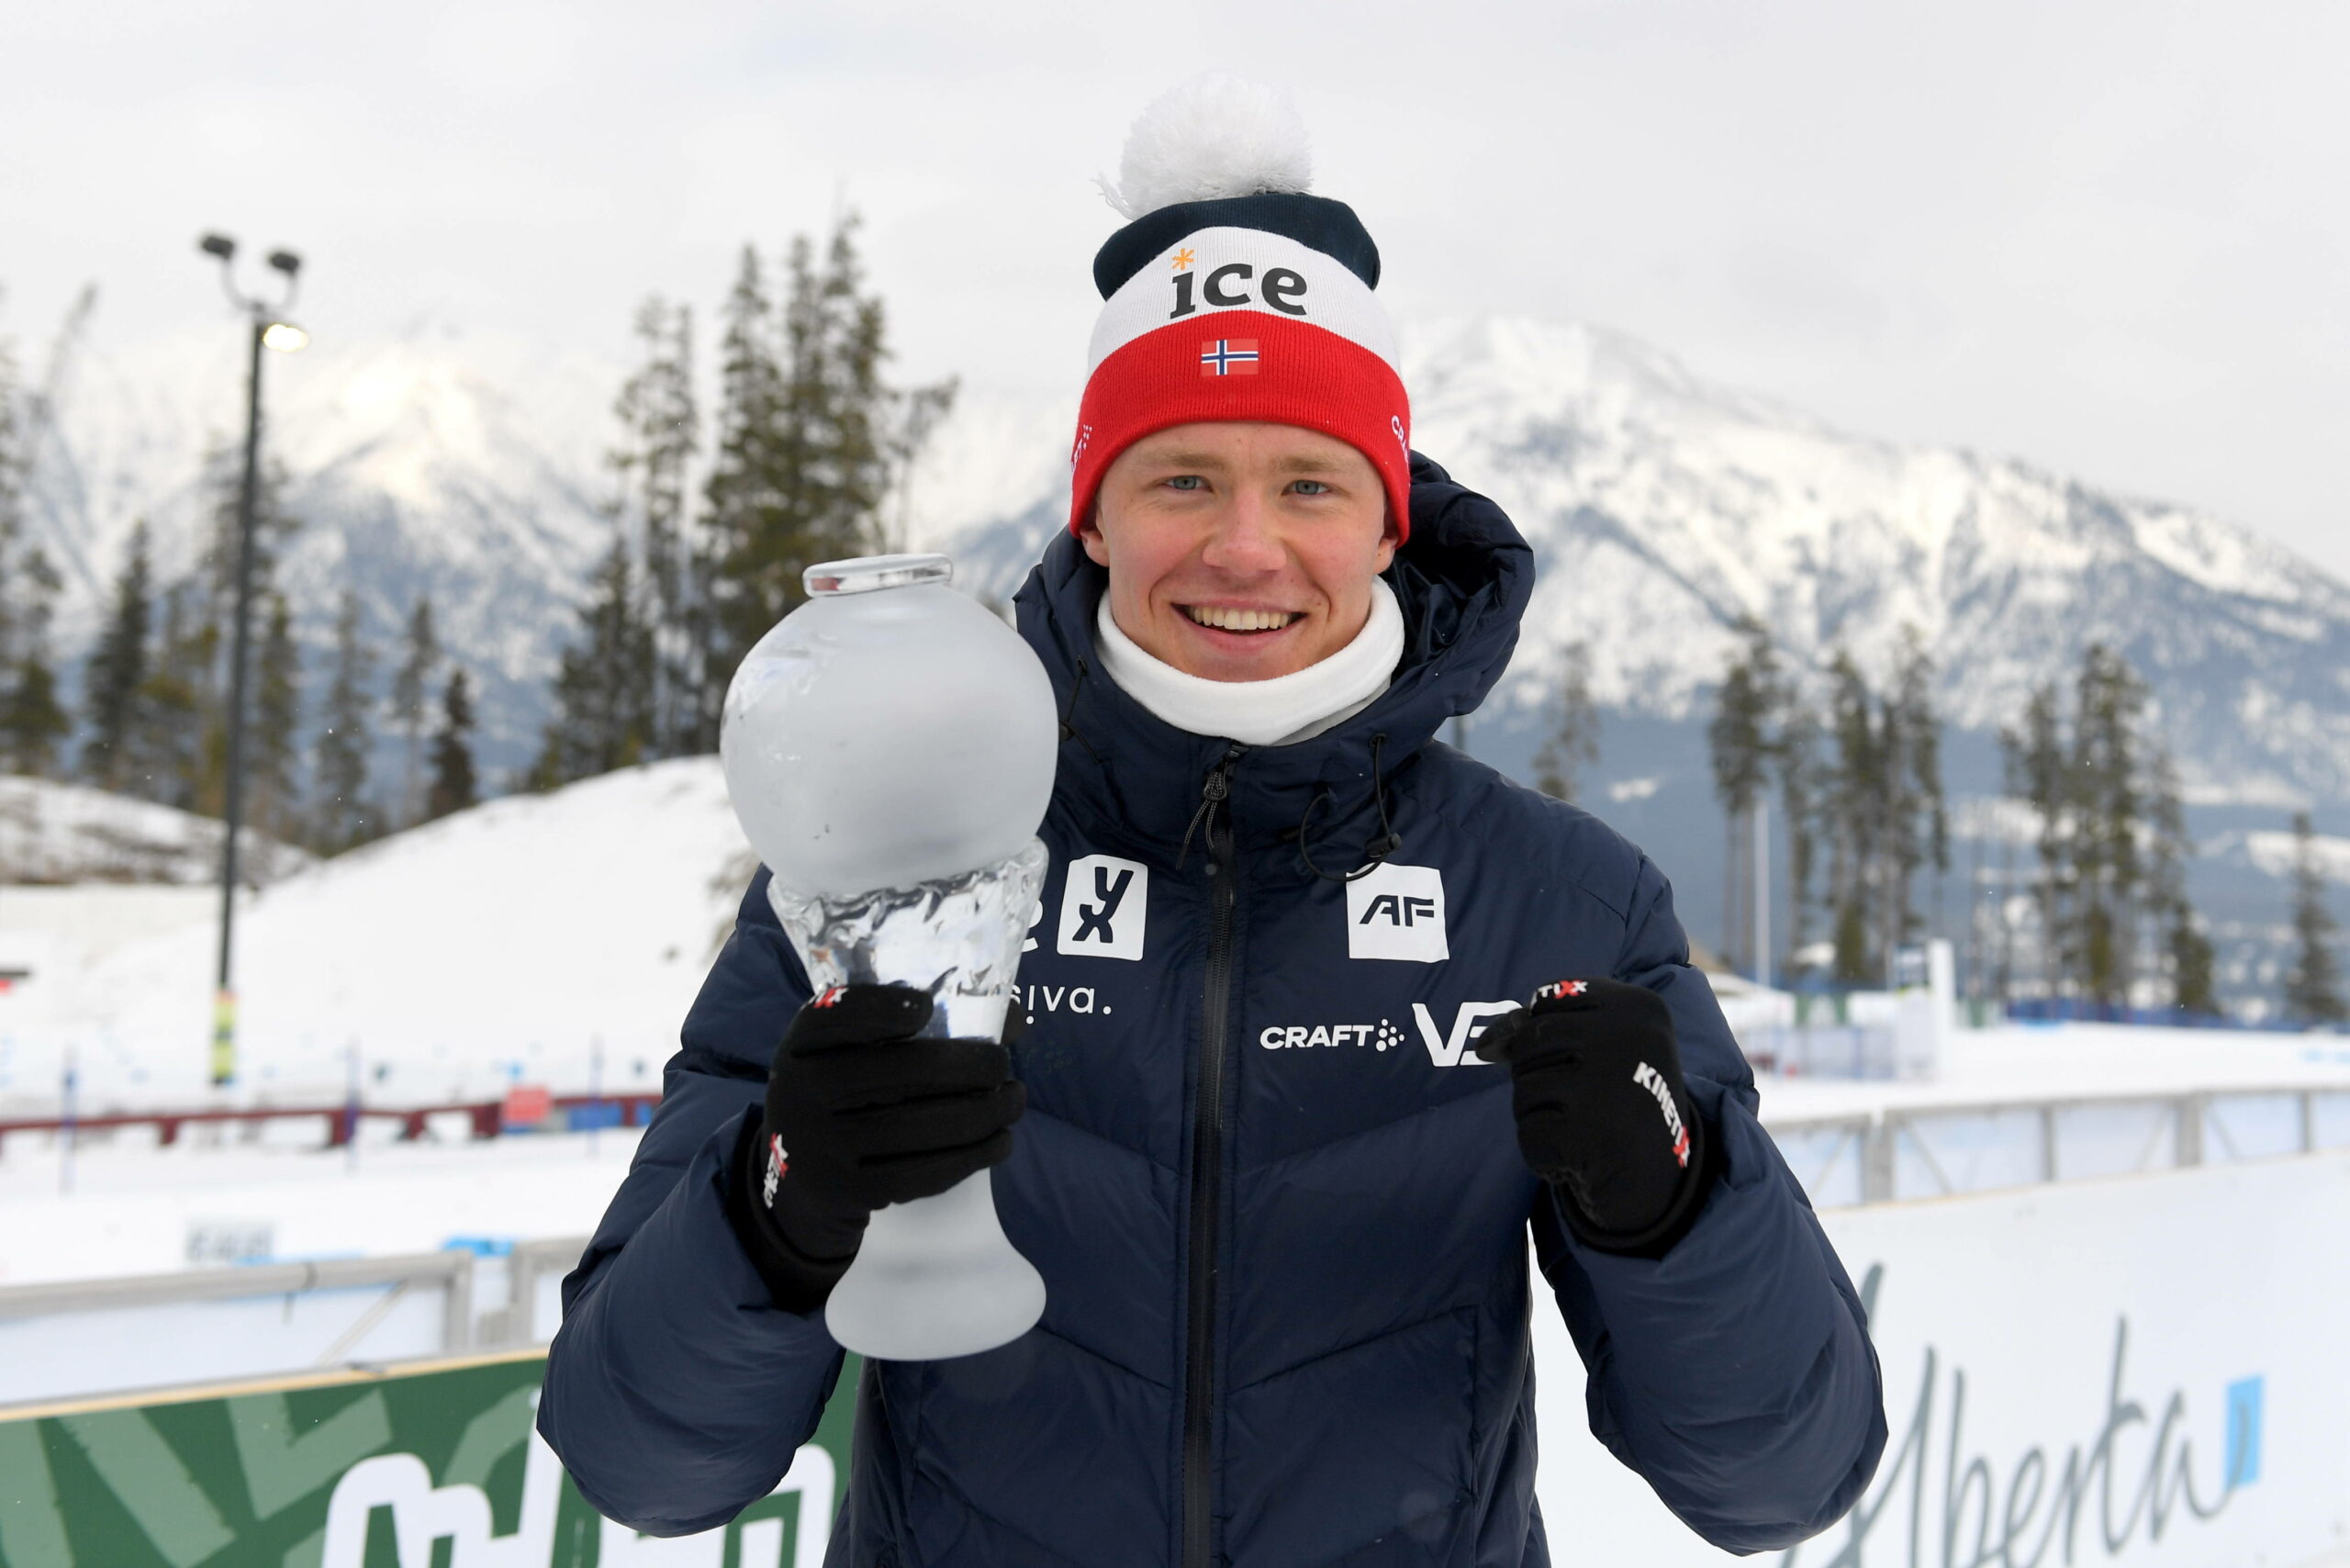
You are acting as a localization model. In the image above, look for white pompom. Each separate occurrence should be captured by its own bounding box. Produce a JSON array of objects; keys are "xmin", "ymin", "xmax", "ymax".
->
[{"xmin": 1097, "ymin": 73, "xmax": 1313, "ymax": 221}]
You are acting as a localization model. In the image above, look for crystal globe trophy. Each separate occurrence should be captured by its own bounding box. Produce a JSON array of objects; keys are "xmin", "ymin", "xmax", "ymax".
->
[{"xmin": 720, "ymin": 553, "xmax": 1057, "ymax": 1361}]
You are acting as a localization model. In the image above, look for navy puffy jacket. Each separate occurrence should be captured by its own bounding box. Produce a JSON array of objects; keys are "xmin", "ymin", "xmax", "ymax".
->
[{"xmin": 540, "ymin": 454, "xmax": 1886, "ymax": 1565}]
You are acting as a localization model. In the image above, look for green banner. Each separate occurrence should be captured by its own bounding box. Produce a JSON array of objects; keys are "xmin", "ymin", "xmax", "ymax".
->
[{"xmin": 0, "ymin": 1350, "xmax": 857, "ymax": 1567}]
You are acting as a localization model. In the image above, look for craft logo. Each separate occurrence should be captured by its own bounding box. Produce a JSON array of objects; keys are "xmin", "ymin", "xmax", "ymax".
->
[
  {"xmin": 1346, "ymin": 863, "xmax": 1449, "ymax": 961},
  {"xmin": 1058, "ymin": 854, "xmax": 1148, "ymax": 960},
  {"xmin": 1259, "ymin": 1019, "xmax": 1411, "ymax": 1052},
  {"xmin": 1258, "ymin": 1000, "xmax": 1514, "ymax": 1068}
]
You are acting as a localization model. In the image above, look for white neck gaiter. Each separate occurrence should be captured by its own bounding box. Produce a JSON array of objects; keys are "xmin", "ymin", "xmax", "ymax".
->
[{"xmin": 1093, "ymin": 579, "xmax": 1404, "ymax": 747}]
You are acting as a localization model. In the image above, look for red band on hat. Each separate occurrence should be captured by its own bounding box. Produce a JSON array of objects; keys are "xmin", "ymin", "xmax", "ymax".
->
[{"xmin": 1069, "ymin": 313, "xmax": 1412, "ymax": 544}]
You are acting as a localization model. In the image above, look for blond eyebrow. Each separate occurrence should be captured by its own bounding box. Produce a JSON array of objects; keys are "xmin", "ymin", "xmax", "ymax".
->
[
  {"xmin": 1139, "ymin": 450, "xmax": 1232, "ymax": 470},
  {"xmin": 1133, "ymin": 450, "xmax": 1353, "ymax": 475}
]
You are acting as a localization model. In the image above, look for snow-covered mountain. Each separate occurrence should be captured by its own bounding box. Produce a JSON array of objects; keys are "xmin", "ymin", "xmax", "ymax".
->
[
  {"xmin": 25, "ymin": 319, "xmax": 615, "ymax": 771},
  {"xmin": 27, "ymin": 311, "xmax": 2350, "ymax": 811},
  {"xmin": 920, "ymin": 318, "xmax": 2350, "ymax": 812}
]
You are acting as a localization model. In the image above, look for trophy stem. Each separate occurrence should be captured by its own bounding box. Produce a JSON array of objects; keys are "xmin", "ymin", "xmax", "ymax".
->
[{"xmin": 767, "ymin": 841, "xmax": 1051, "ymax": 1361}]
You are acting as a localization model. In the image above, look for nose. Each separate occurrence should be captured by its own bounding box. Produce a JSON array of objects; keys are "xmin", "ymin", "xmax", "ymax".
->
[{"xmin": 1199, "ymin": 486, "xmax": 1285, "ymax": 577}]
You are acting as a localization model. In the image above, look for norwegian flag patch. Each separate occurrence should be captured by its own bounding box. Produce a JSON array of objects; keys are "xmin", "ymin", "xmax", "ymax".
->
[{"xmin": 1200, "ymin": 339, "xmax": 1261, "ymax": 376}]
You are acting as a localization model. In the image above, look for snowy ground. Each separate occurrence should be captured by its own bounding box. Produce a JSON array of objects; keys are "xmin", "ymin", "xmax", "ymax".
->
[
  {"xmin": 0, "ymin": 1122, "xmax": 642, "ymax": 1287},
  {"xmin": 0, "ymin": 757, "xmax": 753, "ymax": 1112},
  {"xmin": 0, "ymin": 774, "xmax": 309, "ymax": 886},
  {"xmin": 1761, "ymin": 1021, "xmax": 2350, "ymax": 1122},
  {"xmin": 6, "ymin": 1013, "xmax": 2346, "ymax": 1291},
  {"xmin": 6, "ymin": 758, "xmax": 2349, "ymax": 1289}
]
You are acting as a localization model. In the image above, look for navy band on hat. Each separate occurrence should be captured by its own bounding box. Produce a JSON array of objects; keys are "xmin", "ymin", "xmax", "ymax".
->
[{"xmin": 1091, "ymin": 192, "xmax": 1382, "ymax": 299}]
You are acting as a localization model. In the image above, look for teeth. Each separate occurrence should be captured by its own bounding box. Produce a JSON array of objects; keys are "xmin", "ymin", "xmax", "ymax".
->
[{"xmin": 1186, "ymin": 606, "xmax": 1296, "ymax": 633}]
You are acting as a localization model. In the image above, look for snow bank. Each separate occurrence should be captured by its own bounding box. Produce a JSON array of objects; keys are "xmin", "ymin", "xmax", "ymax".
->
[
  {"xmin": 2, "ymin": 757, "xmax": 753, "ymax": 1108},
  {"xmin": 0, "ymin": 774, "xmax": 310, "ymax": 885}
]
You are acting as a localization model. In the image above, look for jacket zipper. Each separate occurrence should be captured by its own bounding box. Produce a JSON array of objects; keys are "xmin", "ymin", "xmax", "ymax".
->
[{"xmin": 1183, "ymin": 745, "xmax": 1243, "ymax": 1568}]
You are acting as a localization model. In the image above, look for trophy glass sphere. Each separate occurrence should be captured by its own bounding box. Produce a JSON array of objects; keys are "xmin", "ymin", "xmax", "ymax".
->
[{"xmin": 720, "ymin": 554, "xmax": 1057, "ymax": 1360}]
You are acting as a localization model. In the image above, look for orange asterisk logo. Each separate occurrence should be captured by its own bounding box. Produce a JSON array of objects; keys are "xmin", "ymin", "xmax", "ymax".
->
[{"xmin": 1171, "ymin": 248, "xmax": 1196, "ymax": 271}]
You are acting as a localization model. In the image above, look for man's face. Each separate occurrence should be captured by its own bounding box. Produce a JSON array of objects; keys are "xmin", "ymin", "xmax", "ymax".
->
[{"xmin": 1082, "ymin": 422, "xmax": 1397, "ymax": 682}]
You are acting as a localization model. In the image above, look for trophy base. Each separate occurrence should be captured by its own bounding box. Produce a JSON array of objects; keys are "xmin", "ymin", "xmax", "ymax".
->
[{"xmin": 824, "ymin": 1168, "xmax": 1046, "ymax": 1361}]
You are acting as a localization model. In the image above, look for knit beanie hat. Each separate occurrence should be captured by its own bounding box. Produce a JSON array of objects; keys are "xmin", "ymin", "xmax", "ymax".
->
[{"xmin": 1070, "ymin": 76, "xmax": 1413, "ymax": 543}]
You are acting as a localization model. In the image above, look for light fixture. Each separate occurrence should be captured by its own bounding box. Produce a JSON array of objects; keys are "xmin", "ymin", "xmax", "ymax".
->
[{"xmin": 261, "ymin": 321, "xmax": 308, "ymax": 353}]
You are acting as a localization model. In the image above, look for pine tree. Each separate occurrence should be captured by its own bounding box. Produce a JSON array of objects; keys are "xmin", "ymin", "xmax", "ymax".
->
[
  {"xmin": 0, "ymin": 322, "xmax": 68, "ymax": 776},
  {"xmin": 390, "ymin": 595, "xmax": 439, "ymax": 826},
  {"xmin": 1707, "ymin": 619, "xmax": 1778, "ymax": 973},
  {"xmin": 2147, "ymin": 749, "xmax": 2217, "ymax": 1015},
  {"xmin": 179, "ymin": 445, "xmax": 301, "ymax": 815},
  {"xmin": 1877, "ymin": 629, "xmax": 1948, "ymax": 970},
  {"xmin": 313, "ymin": 590, "xmax": 378, "ymax": 852},
  {"xmin": 532, "ymin": 539, "xmax": 655, "ymax": 789},
  {"xmin": 2069, "ymin": 644, "xmax": 2146, "ymax": 1007},
  {"xmin": 610, "ymin": 297, "xmax": 700, "ymax": 755},
  {"xmin": 121, "ymin": 581, "xmax": 215, "ymax": 809},
  {"xmin": 699, "ymin": 218, "xmax": 954, "ymax": 738},
  {"xmin": 1822, "ymin": 651, "xmax": 1885, "ymax": 984},
  {"xmin": 2002, "ymin": 645, "xmax": 2193, "ymax": 1011},
  {"xmin": 1531, "ymin": 640, "xmax": 1600, "ymax": 804},
  {"xmin": 79, "ymin": 521, "xmax": 155, "ymax": 790},
  {"xmin": 195, "ymin": 446, "xmax": 301, "ymax": 615},
  {"xmin": 0, "ymin": 533, "xmax": 69, "ymax": 778},
  {"xmin": 0, "ymin": 651, "xmax": 67, "ymax": 777},
  {"xmin": 426, "ymin": 667, "xmax": 478, "ymax": 821},
  {"xmin": 2284, "ymin": 811, "xmax": 2345, "ymax": 1025},
  {"xmin": 1776, "ymin": 697, "xmax": 1824, "ymax": 983},
  {"xmin": 249, "ymin": 593, "xmax": 303, "ymax": 870},
  {"xmin": 2004, "ymin": 681, "xmax": 2070, "ymax": 999}
]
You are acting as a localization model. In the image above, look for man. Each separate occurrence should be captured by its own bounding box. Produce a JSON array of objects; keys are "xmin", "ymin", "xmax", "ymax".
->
[{"xmin": 542, "ymin": 78, "xmax": 1885, "ymax": 1567}]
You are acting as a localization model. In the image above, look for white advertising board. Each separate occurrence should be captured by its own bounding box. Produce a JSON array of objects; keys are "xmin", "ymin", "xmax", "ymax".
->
[{"xmin": 1535, "ymin": 1149, "xmax": 2350, "ymax": 1568}]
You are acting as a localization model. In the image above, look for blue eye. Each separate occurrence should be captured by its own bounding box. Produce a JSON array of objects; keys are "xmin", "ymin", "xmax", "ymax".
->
[
  {"xmin": 1166, "ymin": 476, "xmax": 1205, "ymax": 491},
  {"xmin": 1291, "ymin": 479, "xmax": 1330, "ymax": 496}
]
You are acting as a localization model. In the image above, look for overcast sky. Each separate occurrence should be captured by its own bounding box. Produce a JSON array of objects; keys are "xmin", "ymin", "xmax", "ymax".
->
[{"xmin": 6, "ymin": 0, "xmax": 2346, "ymax": 577}]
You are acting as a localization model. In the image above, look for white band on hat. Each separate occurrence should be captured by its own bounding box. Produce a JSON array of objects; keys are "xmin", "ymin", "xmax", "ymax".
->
[{"xmin": 1085, "ymin": 226, "xmax": 1400, "ymax": 376}]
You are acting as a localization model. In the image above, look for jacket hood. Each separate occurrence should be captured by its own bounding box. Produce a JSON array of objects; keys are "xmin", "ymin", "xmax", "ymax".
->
[{"xmin": 1012, "ymin": 452, "xmax": 1535, "ymax": 872}]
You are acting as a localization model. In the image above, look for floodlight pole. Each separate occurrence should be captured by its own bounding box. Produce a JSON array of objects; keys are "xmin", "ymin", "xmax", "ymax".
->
[
  {"xmin": 197, "ymin": 233, "xmax": 303, "ymax": 1088},
  {"xmin": 213, "ymin": 308, "xmax": 266, "ymax": 1086}
]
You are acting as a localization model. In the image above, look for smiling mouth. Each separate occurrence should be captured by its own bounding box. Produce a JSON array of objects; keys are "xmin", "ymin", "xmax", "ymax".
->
[{"xmin": 1183, "ymin": 605, "xmax": 1303, "ymax": 633}]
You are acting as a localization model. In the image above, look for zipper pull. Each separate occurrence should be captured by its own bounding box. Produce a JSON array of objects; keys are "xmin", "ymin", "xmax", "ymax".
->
[{"xmin": 1178, "ymin": 747, "xmax": 1244, "ymax": 872}]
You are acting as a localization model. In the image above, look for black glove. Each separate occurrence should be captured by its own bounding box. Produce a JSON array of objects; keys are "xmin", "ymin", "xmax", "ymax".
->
[
  {"xmin": 1473, "ymin": 977, "xmax": 1711, "ymax": 1258},
  {"xmin": 730, "ymin": 983, "xmax": 1025, "ymax": 1313}
]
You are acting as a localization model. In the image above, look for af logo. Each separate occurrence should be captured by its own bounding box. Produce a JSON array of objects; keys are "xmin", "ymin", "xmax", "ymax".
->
[
  {"xmin": 1058, "ymin": 854, "xmax": 1148, "ymax": 960},
  {"xmin": 1345, "ymin": 863, "xmax": 1448, "ymax": 962}
]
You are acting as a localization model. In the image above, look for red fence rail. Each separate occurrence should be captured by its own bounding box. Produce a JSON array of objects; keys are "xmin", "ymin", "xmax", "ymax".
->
[{"xmin": 0, "ymin": 1092, "xmax": 663, "ymax": 1155}]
